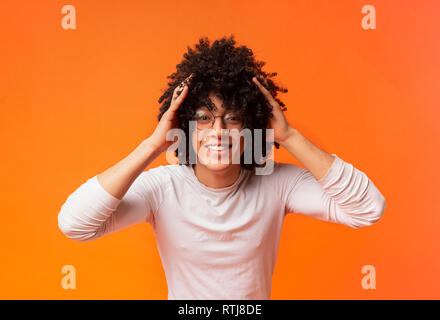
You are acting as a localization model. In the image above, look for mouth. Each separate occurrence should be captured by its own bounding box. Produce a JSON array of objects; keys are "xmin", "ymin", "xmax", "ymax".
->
[
  {"xmin": 203, "ymin": 143, "xmax": 234, "ymax": 158},
  {"xmin": 204, "ymin": 144, "xmax": 232, "ymax": 151}
]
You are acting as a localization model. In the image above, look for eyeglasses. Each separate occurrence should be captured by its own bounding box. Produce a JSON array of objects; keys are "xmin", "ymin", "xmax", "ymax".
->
[{"xmin": 192, "ymin": 107, "xmax": 243, "ymax": 130}]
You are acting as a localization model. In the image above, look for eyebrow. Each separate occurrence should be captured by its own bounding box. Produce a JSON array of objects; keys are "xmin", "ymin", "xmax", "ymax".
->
[{"xmin": 197, "ymin": 108, "xmax": 239, "ymax": 116}]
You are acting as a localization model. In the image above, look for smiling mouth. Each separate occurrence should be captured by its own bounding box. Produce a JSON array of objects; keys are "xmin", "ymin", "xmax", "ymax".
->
[{"xmin": 204, "ymin": 144, "xmax": 232, "ymax": 151}]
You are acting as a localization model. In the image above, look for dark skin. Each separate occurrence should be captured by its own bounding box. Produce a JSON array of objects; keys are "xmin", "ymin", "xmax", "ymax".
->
[
  {"xmin": 150, "ymin": 73, "xmax": 334, "ymax": 188},
  {"xmin": 97, "ymin": 72, "xmax": 334, "ymax": 202}
]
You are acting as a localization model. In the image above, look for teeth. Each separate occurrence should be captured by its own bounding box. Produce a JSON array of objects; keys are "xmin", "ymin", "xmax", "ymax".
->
[{"xmin": 206, "ymin": 145, "xmax": 230, "ymax": 151}]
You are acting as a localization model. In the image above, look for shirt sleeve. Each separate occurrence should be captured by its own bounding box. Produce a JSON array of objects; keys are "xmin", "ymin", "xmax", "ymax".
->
[
  {"xmin": 57, "ymin": 165, "xmax": 169, "ymax": 242},
  {"xmin": 279, "ymin": 154, "xmax": 386, "ymax": 229}
]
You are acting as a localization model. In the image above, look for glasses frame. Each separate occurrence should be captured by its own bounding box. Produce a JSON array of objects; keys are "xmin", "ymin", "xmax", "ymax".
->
[{"xmin": 192, "ymin": 108, "xmax": 243, "ymax": 130}]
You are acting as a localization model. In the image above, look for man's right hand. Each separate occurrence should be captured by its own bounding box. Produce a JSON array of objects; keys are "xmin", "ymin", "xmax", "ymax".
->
[{"xmin": 149, "ymin": 73, "xmax": 194, "ymax": 154}]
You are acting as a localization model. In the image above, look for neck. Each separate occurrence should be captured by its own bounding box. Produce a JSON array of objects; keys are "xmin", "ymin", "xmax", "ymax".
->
[{"xmin": 193, "ymin": 163, "xmax": 241, "ymax": 189}]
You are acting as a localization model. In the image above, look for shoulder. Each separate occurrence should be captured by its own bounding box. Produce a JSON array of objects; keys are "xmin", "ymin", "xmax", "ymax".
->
[
  {"xmin": 138, "ymin": 164, "xmax": 172, "ymax": 183},
  {"xmin": 139, "ymin": 163, "xmax": 188, "ymax": 182},
  {"xmin": 157, "ymin": 163, "xmax": 189, "ymax": 176},
  {"xmin": 256, "ymin": 159, "xmax": 307, "ymax": 180},
  {"xmin": 274, "ymin": 161, "xmax": 306, "ymax": 174},
  {"xmin": 249, "ymin": 160, "xmax": 308, "ymax": 196},
  {"xmin": 246, "ymin": 160, "xmax": 309, "ymax": 203}
]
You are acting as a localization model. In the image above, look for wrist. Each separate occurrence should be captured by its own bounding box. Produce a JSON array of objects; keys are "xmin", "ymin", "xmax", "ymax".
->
[
  {"xmin": 141, "ymin": 137, "xmax": 163, "ymax": 156},
  {"xmin": 278, "ymin": 127, "xmax": 298, "ymax": 147}
]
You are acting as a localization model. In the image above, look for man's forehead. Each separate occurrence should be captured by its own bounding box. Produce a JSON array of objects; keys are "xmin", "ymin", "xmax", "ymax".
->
[
  {"xmin": 201, "ymin": 99, "xmax": 224, "ymax": 111},
  {"xmin": 208, "ymin": 93, "xmax": 224, "ymax": 109}
]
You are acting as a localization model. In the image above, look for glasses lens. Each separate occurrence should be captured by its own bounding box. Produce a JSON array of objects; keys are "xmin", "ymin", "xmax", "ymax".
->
[
  {"xmin": 224, "ymin": 113, "xmax": 243, "ymax": 129},
  {"xmin": 193, "ymin": 108, "xmax": 243, "ymax": 130},
  {"xmin": 194, "ymin": 109, "xmax": 213, "ymax": 129}
]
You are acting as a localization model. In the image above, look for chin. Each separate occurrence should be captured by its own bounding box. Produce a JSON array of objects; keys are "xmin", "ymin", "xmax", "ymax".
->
[{"xmin": 200, "ymin": 161, "xmax": 236, "ymax": 173}]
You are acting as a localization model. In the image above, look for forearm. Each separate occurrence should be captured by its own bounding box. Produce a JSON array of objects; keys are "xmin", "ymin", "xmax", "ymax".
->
[
  {"xmin": 279, "ymin": 128, "xmax": 335, "ymax": 181},
  {"xmin": 58, "ymin": 137, "xmax": 162, "ymax": 241},
  {"xmin": 97, "ymin": 137, "xmax": 162, "ymax": 200},
  {"xmin": 281, "ymin": 128, "xmax": 386, "ymax": 228}
]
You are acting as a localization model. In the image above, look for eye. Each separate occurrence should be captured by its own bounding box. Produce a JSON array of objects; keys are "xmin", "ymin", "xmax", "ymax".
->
[
  {"xmin": 194, "ymin": 110, "xmax": 212, "ymax": 122},
  {"xmin": 225, "ymin": 115, "xmax": 242, "ymax": 121},
  {"xmin": 194, "ymin": 110, "xmax": 205, "ymax": 117}
]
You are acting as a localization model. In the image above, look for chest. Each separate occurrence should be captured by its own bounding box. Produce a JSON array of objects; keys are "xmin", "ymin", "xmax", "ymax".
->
[{"xmin": 154, "ymin": 187, "xmax": 284, "ymax": 264}]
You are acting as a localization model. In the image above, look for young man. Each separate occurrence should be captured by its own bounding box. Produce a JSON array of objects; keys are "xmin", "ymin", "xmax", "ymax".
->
[{"xmin": 58, "ymin": 36, "xmax": 386, "ymax": 299}]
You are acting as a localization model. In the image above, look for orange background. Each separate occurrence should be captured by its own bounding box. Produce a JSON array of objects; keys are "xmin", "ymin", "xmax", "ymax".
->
[{"xmin": 1, "ymin": 0, "xmax": 439, "ymax": 299}]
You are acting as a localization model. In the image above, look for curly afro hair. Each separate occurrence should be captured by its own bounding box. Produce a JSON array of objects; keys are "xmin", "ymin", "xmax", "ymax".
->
[{"xmin": 157, "ymin": 34, "xmax": 288, "ymax": 173}]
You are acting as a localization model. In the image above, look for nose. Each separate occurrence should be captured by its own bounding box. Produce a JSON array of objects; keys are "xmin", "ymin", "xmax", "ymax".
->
[
  {"xmin": 204, "ymin": 117, "xmax": 229, "ymax": 143},
  {"xmin": 212, "ymin": 117, "xmax": 226, "ymax": 134}
]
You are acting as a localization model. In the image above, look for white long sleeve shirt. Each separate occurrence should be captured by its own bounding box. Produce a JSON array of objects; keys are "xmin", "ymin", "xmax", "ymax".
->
[{"xmin": 57, "ymin": 154, "xmax": 386, "ymax": 299}]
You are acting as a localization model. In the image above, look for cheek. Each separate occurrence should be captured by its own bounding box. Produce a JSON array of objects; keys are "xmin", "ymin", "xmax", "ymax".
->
[
  {"xmin": 192, "ymin": 130, "xmax": 207, "ymax": 155},
  {"xmin": 191, "ymin": 131, "xmax": 199, "ymax": 153},
  {"xmin": 231, "ymin": 133, "xmax": 245, "ymax": 155}
]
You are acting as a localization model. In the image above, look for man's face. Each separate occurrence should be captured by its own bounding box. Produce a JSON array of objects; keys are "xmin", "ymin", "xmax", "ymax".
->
[{"xmin": 191, "ymin": 92, "xmax": 245, "ymax": 172}]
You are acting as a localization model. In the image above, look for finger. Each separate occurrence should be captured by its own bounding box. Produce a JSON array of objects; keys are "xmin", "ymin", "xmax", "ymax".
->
[
  {"xmin": 178, "ymin": 74, "xmax": 194, "ymax": 94},
  {"xmin": 252, "ymin": 77, "xmax": 270, "ymax": 96},
  {"xmin": 167, "ymin": 73, "xmax": 195, "ymax": 118},
  {"xmin": 252, "ymin": 77, "xmax": 277, "ymax": 106},
  {"xmin": 172, "ymin": 82, "xmax": 186, "ymax": 101},
  {"xmin": 184, "ymin": 73, "xmax": 195, "ymax": 84},
  {"xmin": 172, "ymin": 73, "xmax": 194, "ymax": 101},
  {"xmin": 169, "ymin": 84, "xmax": 189, "ymax": 114},
  {"xmin": 256, "ymin": 75, "xmax": 269, "ymax": 87}
]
